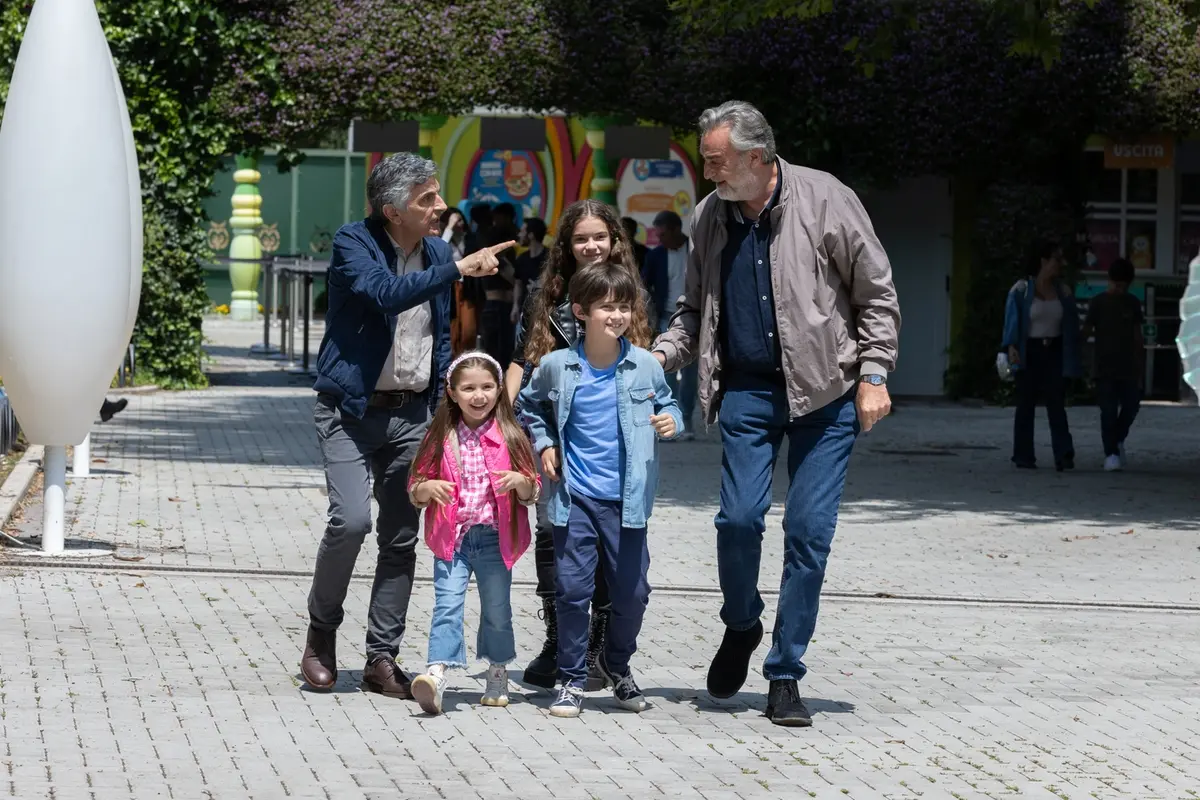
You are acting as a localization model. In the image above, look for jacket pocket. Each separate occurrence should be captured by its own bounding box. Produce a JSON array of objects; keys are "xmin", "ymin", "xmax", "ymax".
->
[{"xmin": 629, "ymin": 386, "xmax": 655, "ymax": 426}]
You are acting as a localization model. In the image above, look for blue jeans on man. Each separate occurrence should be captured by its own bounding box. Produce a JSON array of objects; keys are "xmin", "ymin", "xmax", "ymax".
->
[
  {"xmin": 426, "ymin": 525, "xmax": 515, "ymax": 667},
  {"xmin": 715, "ymin": 375, "xmax": 859, "ymax": 681},
  {"xmin": 659, "ymin": 321, "xmax": 697, "ymax": 429}
]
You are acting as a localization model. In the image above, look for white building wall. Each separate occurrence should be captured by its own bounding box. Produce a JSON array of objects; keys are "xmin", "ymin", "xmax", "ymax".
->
[{"xmin": 857, "ymin": 177, "xmax": 954, "ymax": 396}]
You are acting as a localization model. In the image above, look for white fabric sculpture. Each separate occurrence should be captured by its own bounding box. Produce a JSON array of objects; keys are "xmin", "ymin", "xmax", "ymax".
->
[
  {"xmin": 0, "ymin": 0, "xmax": 141, "ymax": 552},
  {"xmin": 1180, "ymin": 251, "xmax": 1200, "ymax": 394}
]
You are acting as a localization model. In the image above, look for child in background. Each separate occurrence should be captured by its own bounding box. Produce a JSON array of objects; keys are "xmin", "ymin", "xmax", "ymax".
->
[
  {"xmin": 519, "ymin": 262, "xmax": 682, "ymax": 718},
  {"xmin": 408, "ymin": 352, "xmax": 540, "ymax": 714},
  {"xmin": 1083, "ymin": 257, "xmax": 1144, "ymax": 471}
]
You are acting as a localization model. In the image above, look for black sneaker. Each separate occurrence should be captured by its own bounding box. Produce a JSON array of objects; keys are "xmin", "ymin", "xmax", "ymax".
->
[
  {"xmin": 706, "ymin": 620, "xmax": 763, "ymax": 699},
  {"xmin": 765, "ymin": 679, "xmax": 812, "ymax": 727},
  {"xmin": 549, "ymin": 684, "xmax": 584, "ymax": 718},
  {"xmin": 597, "ymin": 651, "xmax": 648, "ymax": 713}
]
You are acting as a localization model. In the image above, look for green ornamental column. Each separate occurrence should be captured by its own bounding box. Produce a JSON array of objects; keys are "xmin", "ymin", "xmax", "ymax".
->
[
  {"xmin": 418, "ymin": 115, "xmax": 448, "ymax": 159},
  {"xmin": 581, "ymin": 116, "xmax": 622, "ymax": 206},
  {"xmin": 228, "ymin": 153, "xmax": 263, "ymax": 321}
]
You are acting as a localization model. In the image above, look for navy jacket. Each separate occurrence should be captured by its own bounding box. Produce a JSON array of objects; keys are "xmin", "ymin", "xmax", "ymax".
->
[
  {"xmin": 641, "ymin": 245, "xmax": 671, "ymax": 326},
  {"xmin": 313, "ymin": 218, "xmax": 461, "ymax": 418}
]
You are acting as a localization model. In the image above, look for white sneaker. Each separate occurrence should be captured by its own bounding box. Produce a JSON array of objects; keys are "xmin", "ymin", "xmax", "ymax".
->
[
  {"xmin": 412, "ymin": 669, "xmax": 448, "ymax": 715},
  {"xmin": 481, "ymin": 663, "xmax": 509, "ymax": 707},
  {"xmin": 1103, "ymin": 454, "xmax": 1122, "ymax": 472}
]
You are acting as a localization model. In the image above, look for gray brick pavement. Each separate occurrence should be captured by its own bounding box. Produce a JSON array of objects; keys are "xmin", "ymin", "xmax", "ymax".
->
[
  {"xmin": 6, "ymin": 322, "xmax": 1198, "ymax": 603},
  {"xmin": 3, "ymin": 317, "xmax": 1200, "ymax": 799},
  {"xmin": 2, "ymin": 569, "xmax": 1200, "ymax": 799}
]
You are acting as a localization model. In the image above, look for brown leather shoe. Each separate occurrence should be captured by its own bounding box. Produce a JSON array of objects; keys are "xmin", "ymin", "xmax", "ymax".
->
[
  {"xmin": 300, "ymin": 626, "xmax": 337, "ymax": 690},
  {"xmin": 361, "ymin": 655, "xmax": 413, "ymax": 699}
]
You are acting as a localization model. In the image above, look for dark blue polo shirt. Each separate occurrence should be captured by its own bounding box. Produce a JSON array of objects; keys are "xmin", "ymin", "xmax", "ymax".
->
[{"xmin": 719, "ymin": 174, "xmax": 783, "ymax": 379}]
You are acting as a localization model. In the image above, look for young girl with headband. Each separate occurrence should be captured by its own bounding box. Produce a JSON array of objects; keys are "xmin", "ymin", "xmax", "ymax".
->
[{"xmin": 408, "ymin": 351, "xmax": 540, "ymax": 715}]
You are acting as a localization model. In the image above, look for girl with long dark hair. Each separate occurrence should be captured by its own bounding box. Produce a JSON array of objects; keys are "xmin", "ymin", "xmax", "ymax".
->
[{"xmin": 504, "ymin": 199, "xmax": 652, "ymax": 690}]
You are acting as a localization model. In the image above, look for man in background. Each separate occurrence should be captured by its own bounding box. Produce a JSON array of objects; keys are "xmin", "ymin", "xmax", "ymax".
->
[{"xmin": 643, "ymin": 210, "xmax": 697, "ymax": 438}]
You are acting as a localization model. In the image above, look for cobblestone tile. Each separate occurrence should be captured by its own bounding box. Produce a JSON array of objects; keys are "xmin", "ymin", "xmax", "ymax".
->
[{"xmin": 3, "ymin": 569, "xmax": 1200, "ymax": 798}]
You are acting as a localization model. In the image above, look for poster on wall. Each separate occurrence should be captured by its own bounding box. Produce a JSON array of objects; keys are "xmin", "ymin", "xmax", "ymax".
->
[
  {"xmin": 1179, "ymin": 220, "xmax": 1200, "ymax": 274},
  {"xmin": 616, "ymin": 144, "xmax": 698, "ymax": 247},
  {"xmin": 1084, "ymin": 218, "xmax": 1120, "ymax": 272},
  {"xmin": 460, "ymin": 149, "xmax": 546, "ymax": 227}
]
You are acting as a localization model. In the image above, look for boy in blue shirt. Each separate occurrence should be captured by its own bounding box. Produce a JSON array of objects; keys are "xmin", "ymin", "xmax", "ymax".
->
[{"xmin": 520, "ymin": 261, "xmax": 682, "ymax": 717}]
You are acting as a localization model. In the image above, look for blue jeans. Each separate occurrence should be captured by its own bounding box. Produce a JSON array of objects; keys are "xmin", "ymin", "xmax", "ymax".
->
[
  {"xmin": 663, "ymin": 362, "xmax": 698, "ymax": 428},
  {"xmin": 715, "ymin": 376, "xmax": 859, "ymax": 682},
  {"xmin": 427, "ymin": 525, "xmax": 515, "ymax": 667},
  {"xmin": 553, "ymin": 494, "xmax": 651, "ymax": 685},
  {"xmin": 1095, "ymin": 378, "xmax": 1141, "ymax": 456}
]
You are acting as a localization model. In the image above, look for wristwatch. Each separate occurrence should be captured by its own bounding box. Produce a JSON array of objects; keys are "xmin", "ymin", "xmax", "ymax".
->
[{"xmin": 858, "ymin": 374, "xmax": 887, "ymax": 386}]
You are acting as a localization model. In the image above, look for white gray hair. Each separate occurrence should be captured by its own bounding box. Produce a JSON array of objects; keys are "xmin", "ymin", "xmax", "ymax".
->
[
  {"xmin": 698, "ymin": 101, "xmax": 777, "ymax": 162},
  {"xmin": 367, "ymin": 152, "xmax": 438, "ymax": 220}
]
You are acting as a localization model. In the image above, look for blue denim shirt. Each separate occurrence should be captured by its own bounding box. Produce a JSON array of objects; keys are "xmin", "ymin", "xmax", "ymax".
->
[
  {"xmin": 519, "ymin": 341, "xmax": 683, "ymax": 528},
  {"xmin": 1001, "ymin": 278, "xmax": 1083, "ymax": 378}
]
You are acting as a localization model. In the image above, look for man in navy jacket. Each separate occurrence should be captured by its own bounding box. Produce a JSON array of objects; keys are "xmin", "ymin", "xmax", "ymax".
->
[{"xmin": 301, "ymin": 152, "xmax": 513, "ymax": 697}]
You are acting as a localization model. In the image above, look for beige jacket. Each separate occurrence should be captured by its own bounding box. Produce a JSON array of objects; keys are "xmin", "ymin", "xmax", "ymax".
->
[{"xmin": 653, "ymin": 158, "xmax": 900, "ymax": 423}]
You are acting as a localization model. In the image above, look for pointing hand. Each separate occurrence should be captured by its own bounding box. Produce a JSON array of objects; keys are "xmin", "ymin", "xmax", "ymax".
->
[{"xmin": 456, "ymin": 241, "xmax": 516, "ymax": 278}]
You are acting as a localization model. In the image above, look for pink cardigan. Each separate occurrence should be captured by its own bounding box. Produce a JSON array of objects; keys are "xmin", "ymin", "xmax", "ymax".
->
[{"xmin": 408, "ymin": 423, "xmax": 537, "ymax": 569}]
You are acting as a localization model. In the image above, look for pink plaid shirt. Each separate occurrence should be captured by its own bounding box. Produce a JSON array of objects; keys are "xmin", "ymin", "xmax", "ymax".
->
[{"xmin": 454, "ymin": 419, "xmax": 498, "ymax": 545}]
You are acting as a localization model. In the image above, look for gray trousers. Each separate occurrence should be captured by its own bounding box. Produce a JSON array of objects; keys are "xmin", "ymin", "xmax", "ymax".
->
[{"xmin": 309, "ymin": 393, "xmax": 430, "ymax": 658}]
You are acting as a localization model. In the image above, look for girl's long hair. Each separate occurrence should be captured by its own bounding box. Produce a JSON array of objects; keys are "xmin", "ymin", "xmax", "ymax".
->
[
  {"xmin": 524, "ymin": 199, "xmax": 652, "ymax": 365},
  {"xmin": 410, "ymin": 354, "xmax": 538, "ymax": 551}
]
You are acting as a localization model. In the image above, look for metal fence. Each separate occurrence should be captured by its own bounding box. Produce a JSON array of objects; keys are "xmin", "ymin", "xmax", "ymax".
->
[{"xmin": 0, "ymin": 387, "xmax": 20, "ymax": 456}]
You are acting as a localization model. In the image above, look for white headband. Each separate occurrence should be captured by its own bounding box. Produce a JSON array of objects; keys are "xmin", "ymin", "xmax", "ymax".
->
[{"xmin": 445, "ymin": 350, "xmax": 504, "ymax": 387}]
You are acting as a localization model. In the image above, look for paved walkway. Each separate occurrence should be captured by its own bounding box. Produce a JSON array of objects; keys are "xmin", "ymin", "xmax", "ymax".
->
[{"xmin": 2, "ymin": 318, "xmax": 1199, "ymax": 799}]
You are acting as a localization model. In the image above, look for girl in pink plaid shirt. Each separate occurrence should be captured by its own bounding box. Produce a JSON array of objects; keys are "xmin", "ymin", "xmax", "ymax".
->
[{"xmin": 407, "ymin": 352, "xmax": 540, "ymax": 714}]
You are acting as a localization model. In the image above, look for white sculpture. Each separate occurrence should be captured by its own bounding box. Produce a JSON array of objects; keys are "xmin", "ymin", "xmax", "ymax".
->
[
  {"xmin": 0, "ymin": 0, "xmax": 141, "ymax": 553},
  {"xmin": 1180, "ymin": 250, "xmax": 1200, "ymax": 395}
]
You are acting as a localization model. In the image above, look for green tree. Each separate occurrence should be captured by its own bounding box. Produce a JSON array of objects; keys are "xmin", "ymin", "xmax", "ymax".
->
[{"xmin": 668, "ymin": 0, "xmax": 1120, "ymax": 69}]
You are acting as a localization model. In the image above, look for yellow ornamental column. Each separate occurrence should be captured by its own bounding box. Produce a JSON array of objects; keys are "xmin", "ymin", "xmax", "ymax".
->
[
  {"xmin": 228, "ymin": 153, "xmax": 263, "ymax": 320},
  {"xmin": 418, "ymin": 115, "xmax": 448, "ymax": 159},
  {"xmin": 581, "ymin": 116, "xmax": 620, "ymax": 205}
]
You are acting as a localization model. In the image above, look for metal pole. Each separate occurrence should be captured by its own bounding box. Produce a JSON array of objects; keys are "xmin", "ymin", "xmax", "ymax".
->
[
  {"xmin": 72, "ymin": 433, "xmax": 90, "ymax": 477},
  {"xmin": 1145, "ymin": 283, "xmax": 1156, "ymax": 393},
  {"xmin": 42, "ymin": 445, "xmax": 66, "ymax": 554},
  {"xmin": 286, "ymin": 270, "xmax": 299, "ymax": 368},
  {"xmin": 279, "ymin": 269, "xmax": 290, "ymax": 366},
  {"xmin": 251, "ymin": 258, "xmax": 276, "ymax": 354},
  {"xmin": 303, "ymin": 273, "xmax": 312, "ymax": 371},
  {"xmin": 269, "ymin": 262, "xmax": 286, "ymax": 360}
]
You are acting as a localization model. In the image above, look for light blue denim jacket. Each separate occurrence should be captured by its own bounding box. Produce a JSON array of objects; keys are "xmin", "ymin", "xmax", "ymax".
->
[
  {"xmin": 1001, "ymin": 277, "xmax": 1083, "ymax": 378},
  {"xmin": 519, "ymin": 340, "xmax": 683, "ymax": 528}
]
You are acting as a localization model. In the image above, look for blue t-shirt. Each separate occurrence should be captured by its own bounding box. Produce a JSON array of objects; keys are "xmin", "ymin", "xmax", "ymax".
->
[{"xmin": 564, "ymin": 339, "xmax": 626, "ymax": 501}]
